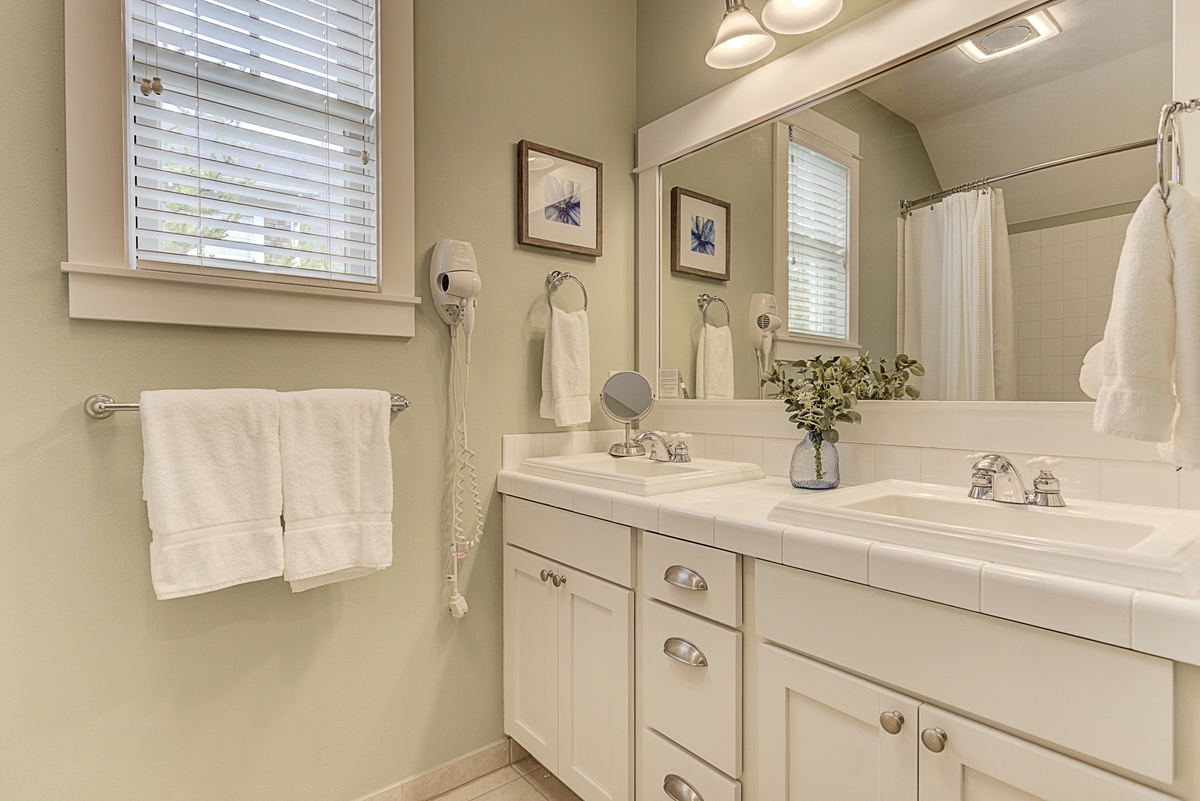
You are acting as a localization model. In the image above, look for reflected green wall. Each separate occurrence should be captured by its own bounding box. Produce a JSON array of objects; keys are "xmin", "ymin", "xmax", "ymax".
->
[{"xmin": 0, "ymin": 1, "xmax": 634, "ymax": 799}]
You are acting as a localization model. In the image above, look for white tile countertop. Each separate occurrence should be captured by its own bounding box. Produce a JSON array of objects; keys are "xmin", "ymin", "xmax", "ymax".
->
[{"xmin": 497, "ymin": 469, "xmax": 1200, "ymax": 668}]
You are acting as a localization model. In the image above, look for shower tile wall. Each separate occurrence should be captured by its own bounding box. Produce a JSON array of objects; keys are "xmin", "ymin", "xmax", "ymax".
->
[{"xmin": 1011, "ymin": 212, "xmax": 1131, "ymax": 401}]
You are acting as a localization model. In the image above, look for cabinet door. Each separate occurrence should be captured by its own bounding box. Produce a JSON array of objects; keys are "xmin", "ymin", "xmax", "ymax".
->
[
  {"xmin": 557, "ymin": 564, "xmax": 634, "ymax": 801},
  {"xmin": 504, "ymin": 545, "xmax": 560, "ymax": 772},
  {"xmin": 758, "ymin": 644, "xmax": 920, "ymax": 801},
  {"xmin": 918, "ymin": 706, "xmax": 1175, "ymax": 801}
]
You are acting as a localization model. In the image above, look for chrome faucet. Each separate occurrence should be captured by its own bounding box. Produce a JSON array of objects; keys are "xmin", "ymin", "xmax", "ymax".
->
[
  {"xmin": 632, "ymin": 431, "xmax": 692, "ymax": 463},
  {"xmin": 968, "ymin": 454, "xmax": 1066, "ymax": 507}
]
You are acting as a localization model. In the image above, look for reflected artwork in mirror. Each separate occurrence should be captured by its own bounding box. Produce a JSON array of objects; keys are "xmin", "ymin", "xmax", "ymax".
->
[{"xmin": 655, "ymin": 0, "xmax": 1172, "ymax": 401}]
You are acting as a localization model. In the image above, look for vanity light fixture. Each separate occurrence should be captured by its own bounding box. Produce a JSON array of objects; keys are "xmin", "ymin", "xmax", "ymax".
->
[
  {"xmin": 761, "ymin": 0, "xmax": 843, "ymax": 35},
  {"xmin": 957, "ymin": 9, "xmax": 1061, "ymax": 63},
  {"xmin": 706, "ymin": 0, "xmax": 776, "ymax": 70}
]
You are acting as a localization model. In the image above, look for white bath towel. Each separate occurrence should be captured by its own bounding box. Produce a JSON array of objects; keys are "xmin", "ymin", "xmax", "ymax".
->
[
  {"xmin": 697, "ymin": 323, "xmax": 734, "ymax": 400},
  {"xmin": 1094, "ymin": 186, "xmax": 1176, "ymax": 443},
  {"xmin": 1161, "ymin": 185, "xmax": 1200, "ymax": 468},
  {"xmin": 540, "ymin": 308, "xmax": 592, "ymax": 427},
  {"xmin": 141, "ymin": 389, "xmax": 284, "ymax": 600},
  {"xmin": 1079, "ymin": 341, "xmax": 1103, "ymax": 400},
  {"xmin": 280, "ymin": 389, "xmax": 394, "ymax": 592}
]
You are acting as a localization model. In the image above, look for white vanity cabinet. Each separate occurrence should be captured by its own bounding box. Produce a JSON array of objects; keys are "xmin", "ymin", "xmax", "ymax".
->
[
  {"xmin": 503, "ymin": 498, "xmax": 635, "ymax": 801},
  {"xmin": 754, "ymin": 560, "xmax": 1179, "ymax": 801}
]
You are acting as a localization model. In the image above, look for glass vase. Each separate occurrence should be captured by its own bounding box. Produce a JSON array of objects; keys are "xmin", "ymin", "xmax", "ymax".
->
[{"xmin": 790, "ymin": 432, "xmax": 840, "ymax": 490}]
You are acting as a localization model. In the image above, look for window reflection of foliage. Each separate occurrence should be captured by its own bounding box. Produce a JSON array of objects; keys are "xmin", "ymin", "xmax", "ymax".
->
[{"xmin": 160, "ymin": 146, "xmax": 255, "ymax": 254}]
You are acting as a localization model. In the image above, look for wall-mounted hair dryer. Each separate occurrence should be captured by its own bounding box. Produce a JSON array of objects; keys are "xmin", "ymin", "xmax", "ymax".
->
[
  {"xmin": 431, "ymin": 239, "xmax": 482, "ymax": 336},
  {"xmin": 749, "ymin": 293, "xmax": 782, "ymax": 397}
]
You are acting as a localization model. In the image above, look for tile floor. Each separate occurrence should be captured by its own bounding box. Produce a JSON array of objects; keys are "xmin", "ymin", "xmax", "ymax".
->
[{"xmin": 428, "ymin": 757, "xmax": 583, "ymax": 801}]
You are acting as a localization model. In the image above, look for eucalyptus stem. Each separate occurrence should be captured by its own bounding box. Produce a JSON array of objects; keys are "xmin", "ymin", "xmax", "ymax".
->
[{"xmin": 812, "ymin": 434, "xmax": 824, "ymax": 480}]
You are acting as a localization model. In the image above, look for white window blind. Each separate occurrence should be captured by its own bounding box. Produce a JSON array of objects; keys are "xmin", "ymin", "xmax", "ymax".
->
[
  {"xmin": 127, "ymin": 0, "xmax": 378, "ymax": 289},
  {"xmin": 786, "ymin": 130, "xmax": 850, "ymax": 340}
]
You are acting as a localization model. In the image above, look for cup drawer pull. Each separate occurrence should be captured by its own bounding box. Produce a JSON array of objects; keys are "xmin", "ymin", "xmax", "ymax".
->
[
  {"xmin": 663, "ymin": 637, "xmax": 708, "ymax": 667},
  {"xmin": 663, "ymin": 773, "xmax": 704, "ymax": 801},
  {"xmin": 664, "ymin": 564, "xmax": 709, "ymax": 592}
]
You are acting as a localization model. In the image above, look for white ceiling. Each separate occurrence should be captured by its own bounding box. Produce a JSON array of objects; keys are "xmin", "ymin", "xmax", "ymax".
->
[{"xmin": 850, "ymin": 0, "xmax": 1174, "ymax": 222}]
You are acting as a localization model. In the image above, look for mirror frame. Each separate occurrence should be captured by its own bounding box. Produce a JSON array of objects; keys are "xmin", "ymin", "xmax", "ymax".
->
[{"xmin": 635, "ymin": 0, "xmax": 1073, "ymax": 391}]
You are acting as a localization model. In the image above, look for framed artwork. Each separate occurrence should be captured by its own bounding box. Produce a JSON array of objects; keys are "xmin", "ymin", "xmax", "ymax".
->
[
  {"xmin": 517, "ymin": 140, "xmax": 603, "ymax": 257},
  {"xmin": 671, "ymin": 186, "xmax": 731, "ymax": 281}
]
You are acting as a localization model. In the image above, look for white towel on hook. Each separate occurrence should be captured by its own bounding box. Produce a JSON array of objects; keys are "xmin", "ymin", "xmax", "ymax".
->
[
  {"xmin": 697, "ymin": 323, "xmax": 734, "ymax": 400},
  {"xmin": 540, "ymin": 308, "xmax": 592, "ymax": 427},
  {"xmin": 1161, "ymin": 184, "xmax": 1200, "ymax": 468},
  {"xmin": 141, "ymin": 389, "xmax": 284, "ymax": 600},
  {"xmin": 280, "ymin": 389, "xmax": 394, "ymax": 592}
]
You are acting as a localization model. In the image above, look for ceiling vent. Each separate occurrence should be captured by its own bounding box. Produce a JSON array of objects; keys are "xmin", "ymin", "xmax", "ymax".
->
[{"xmin": 958, "ymin": 10, "xmax": 1061, "ymax": 63}]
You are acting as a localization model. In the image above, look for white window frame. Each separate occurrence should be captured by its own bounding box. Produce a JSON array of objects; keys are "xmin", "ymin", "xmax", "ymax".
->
[
  {"xmin": 61, "ymin": 0, "xmax": 417, "ymax": 337},
  {"xmin": 773, "ymin": 109, "xmax": 861, "ymax": 360}
]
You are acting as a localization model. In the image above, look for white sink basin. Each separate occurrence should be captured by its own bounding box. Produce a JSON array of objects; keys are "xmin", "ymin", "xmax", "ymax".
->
[
  {"xmin": 517, "ymin": 452, "xmax": 764, "ymax": 496},
  {"xmin": 769, "ymin": 480, "xmax": 1200, "ymax": 596}
]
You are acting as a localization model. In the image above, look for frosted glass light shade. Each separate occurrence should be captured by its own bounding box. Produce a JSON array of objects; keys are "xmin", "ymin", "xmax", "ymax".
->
[
  {"xmin": 761, "ymin": 0, "xmax": 843, "ymax": 34},
  {"xmin": 706, "ymin": 5, "xmax": 776, "ymax": 69}
]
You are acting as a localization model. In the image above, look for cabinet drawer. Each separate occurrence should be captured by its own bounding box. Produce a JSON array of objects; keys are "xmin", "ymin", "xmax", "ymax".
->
[
  {"xmin": 642, "ymin": 531, "xmax": 741, "ymax": 627},
  {"xmin": 754, "ymin": 561, "xmax": 1174, "ymax": 784},
  {"xmin": 504, "ymin": 496, "xmax": 634, "ymax": 588},
  {"xmin": 642, "ymin": 599, "xmax": 742, "ymax": 778},
  {"xmin": 642, "ymin": 727, "xmax": 740, "ymax": 801}
]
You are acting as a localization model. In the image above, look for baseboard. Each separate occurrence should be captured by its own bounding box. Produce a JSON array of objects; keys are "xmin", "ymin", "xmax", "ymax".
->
[{"xmin": 353, "ymin": 737, "xmax": 526, "ymax": 801}]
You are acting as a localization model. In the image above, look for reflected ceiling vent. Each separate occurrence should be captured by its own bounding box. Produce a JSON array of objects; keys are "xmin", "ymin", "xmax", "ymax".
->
[{"xmin": 957, "ymin": 10, "xmax": 1061, "ymax": 63}]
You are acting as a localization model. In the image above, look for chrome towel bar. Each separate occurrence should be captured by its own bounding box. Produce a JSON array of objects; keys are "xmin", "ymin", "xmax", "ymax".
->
[{"xmin": 84, "ymin": 393, "xmax": 411, "ymax": 420}]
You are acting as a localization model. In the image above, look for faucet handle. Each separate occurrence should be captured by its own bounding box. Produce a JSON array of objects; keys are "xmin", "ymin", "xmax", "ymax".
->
[
  {"xmin": 1027, "ymin": 456, "xmax": 1064, "ymax": 473},
  {"xmin": 671, "ymin": 432, "xmax": 692, "ymax": 441},
  {"xmin": 1027, "ymin": 457, "xmax": 1067, "ymax": 507}
]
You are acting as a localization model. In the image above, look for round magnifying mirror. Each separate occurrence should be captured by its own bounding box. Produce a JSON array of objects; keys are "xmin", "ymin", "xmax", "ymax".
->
[{"xmin": 600, "ymin": 371, "xmax": 655, "ymax": 457}]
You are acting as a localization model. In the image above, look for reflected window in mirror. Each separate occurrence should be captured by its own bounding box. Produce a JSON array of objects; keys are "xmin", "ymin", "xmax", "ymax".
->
[{"xmin": 774, "ymin": 111, "xmax": 861, "ymax": 357}]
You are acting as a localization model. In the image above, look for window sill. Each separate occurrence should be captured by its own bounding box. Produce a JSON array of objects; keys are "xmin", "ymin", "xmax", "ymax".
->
[
  {"xmin": 777, "ymin": 336, "xmax": 862, "ymax": 361},
  {"xmin": 61, "ymin": 262, "xmax": 420, "ymax": 337}
]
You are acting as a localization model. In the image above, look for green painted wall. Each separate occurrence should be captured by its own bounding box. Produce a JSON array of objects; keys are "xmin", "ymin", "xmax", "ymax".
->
[
  {"xmin": 660, "ymin": 122, "xmax": 775, "ymax": 399},
  {"xmin": 636, "ymin": 0, "xmax": 894, "ymax": 126},
  {"xmin": 0, "ymin": 1, "xmax": 634, "ymax": 799}
]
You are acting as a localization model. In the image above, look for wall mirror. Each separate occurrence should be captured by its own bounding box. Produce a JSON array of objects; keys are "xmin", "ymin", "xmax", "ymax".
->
[{"xmin": 644, "ymin": 0, "xmax": 1172, "ymax": 402}]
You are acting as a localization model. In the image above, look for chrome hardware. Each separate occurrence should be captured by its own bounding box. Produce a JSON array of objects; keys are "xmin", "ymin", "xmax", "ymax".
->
[
  {"xmin": 551, "ymin": 572, "xmax": 565, "ymax": 587},
  {"xmin": 85, "ymin": 392, "xmax": 410, "ymax": 419},
  {"xmin": 921, "ymin": 727, "xmax": 948, "ymax": 753},
  {"xmin": 664, "ymin": 774, "xmax": 705, "ymax": 801},
  {"xmin": 664, "ymin": 565, "xmax": 709, "ymax": 592},
  {"xmin": 879, "ymin": 711, "xmax": 905, "ymax": 735},
  {"xmin": 663, "ymin": 637, "xmax": 708, "ymax": 667},
  {"xmin": 967, "ymin": 453, "xmax": 1068, "ymax": 507},
  {"xmin": 631, "ymin": 430, "xmax": 692, "ymax": 463},
  {"xmin": 540, "ymin": 569, "xmax": 551, "ymax": 583}
]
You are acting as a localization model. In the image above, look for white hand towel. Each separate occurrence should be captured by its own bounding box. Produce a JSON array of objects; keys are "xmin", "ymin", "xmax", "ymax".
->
[
  {"xmin": 280, "ymin": 389, "xmax": 394, "ymax": 592},
  {"xmin": 141, "ymin": 389, "xmax": 284, "ymax": 600},
  {"xmin": 1094, "ymin": 187, "xmax": 1176, "ymax": 442},
  {"xmin": 697, "ymin": 323, "xmax": 734, "ymax": 400},
  {"xmin": 542, "ymin": 308, "xmax": 592, "ymax": 427},
  {"xmin": 1161, "ymin": 185, "xmax": 1200, "ymax": 468},
  {"xmin": 1079, "ymin": 341, "xmax": 1103, "ymax": 400}
]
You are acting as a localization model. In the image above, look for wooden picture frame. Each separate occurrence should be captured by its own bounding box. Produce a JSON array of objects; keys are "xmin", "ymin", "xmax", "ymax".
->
[
  {"xmin": 670, "ymin": 186, "xmax": 731, "ymax": 281},
  {"xmin": 517, "ymin": 140, "xmax": 603, "ymax": 257}
]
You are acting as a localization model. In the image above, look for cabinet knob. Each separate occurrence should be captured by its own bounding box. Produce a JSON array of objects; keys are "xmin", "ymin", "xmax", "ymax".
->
[
  {"xmin": 663, "ymin": 773, "xmax": 704, "ymax": 801},
  {"xmin": 664, "ymin": 564, "xmax": 709, "ymax": 592},
  {"xmin": 663, "ymin": 637, "xmax": 708, "ymax": 667},
  {"xmin": 551, "ymin": 572, "xmax": 565, "ymax": 587},
  {"xmin": 879, "ymin": 710, "xmax": 905, "ymax": 735},
  {"xmin": 921, "ymin": 727, "xmax": 948, "ymax": 753},
  {"xmin": 539, "ymin": 569, "xmax": 551, "ymax": 583}
]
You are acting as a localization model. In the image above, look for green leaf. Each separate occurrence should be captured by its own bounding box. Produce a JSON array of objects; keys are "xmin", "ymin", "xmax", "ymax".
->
[{"xmin": 823, "ymin": 428, "xmax": 840, "ymax": 443}]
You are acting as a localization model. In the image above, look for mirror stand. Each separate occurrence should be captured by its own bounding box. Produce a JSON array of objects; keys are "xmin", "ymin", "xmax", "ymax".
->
[
  {"xmin": 610, "ymin": 422, "xmax": 647, "ymax": 458},
  {"xmin": 599, "ymin": 371, "xmax": 656, "ymax": 458}
]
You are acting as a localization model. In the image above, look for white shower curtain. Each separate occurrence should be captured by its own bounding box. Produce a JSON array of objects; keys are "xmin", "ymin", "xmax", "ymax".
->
[{"xmin": 901, "ymin": 187, "xmax": 1016, "ymax": 401}]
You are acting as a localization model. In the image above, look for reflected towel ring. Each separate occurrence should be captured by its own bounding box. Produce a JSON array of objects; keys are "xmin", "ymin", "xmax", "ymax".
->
[
  {"xmin": 697, "ymin": 293, "xmax": 731, "ymax": 327},
  {"xmin": 1158, "ymin": 98, "xmax": 1200, "ymax": 202},
  {"xmin": 546, "ymin": 270, "xmax": 589, "ymax": 311}
]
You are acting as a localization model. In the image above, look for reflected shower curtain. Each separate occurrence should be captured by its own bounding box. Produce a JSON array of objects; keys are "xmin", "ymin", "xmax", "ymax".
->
[{"xmin": 901, "ymin": 187, "xmax": 1016, "ymax": 401}]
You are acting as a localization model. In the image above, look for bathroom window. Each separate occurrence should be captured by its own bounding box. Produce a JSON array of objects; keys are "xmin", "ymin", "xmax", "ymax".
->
[
  {"xmin": 775, "ymin": 112, "xmax": 860, "ymax": 355},
  {"xmin": 60, "ymin": 0, "xmax": 416, "ymax": 336}
]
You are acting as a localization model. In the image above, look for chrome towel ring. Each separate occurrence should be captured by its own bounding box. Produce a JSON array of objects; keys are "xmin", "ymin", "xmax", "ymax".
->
[
  {"xmin": 697, "ymin": 293, "xmax": 731, "ymax": 327},
  {"xmin": 546, "ymin": 270, "xmax": 589, "ymax": 311}
]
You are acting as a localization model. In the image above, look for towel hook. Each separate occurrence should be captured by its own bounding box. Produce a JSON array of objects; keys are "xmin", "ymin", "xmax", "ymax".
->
[
  {"xmin": 1158, "ymin": 98, "xmax": 1200, "ymax": 202},
  {"xmin": 697, "ymin": 293, "xmax": 731, "ymax": 327},
  {"xmin": 545, "ymin": 271, "xmax": 588, "ymax": 311}
]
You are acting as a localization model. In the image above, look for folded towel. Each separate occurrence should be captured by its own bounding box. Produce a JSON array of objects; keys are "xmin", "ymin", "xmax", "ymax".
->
[
  {"xmin": 1160, "ymin": 185, "xmax": 1200, "ymax": 468},
  {"xmin": 141, "ymin": 389, "xmax": 284, "ymax": 600},
  {"xmin": 280, "ymin": 389, "xmax": 394, "ymax": 592},
  {"xmin": 1094, "ymin": 187, "xmax": 1176, "ymax": 442},
  {"xmin": 541, "ymin": 308, "xmax": 591, "ymax": 427},
  {"xmin": 697, "ymin": 323, "xmax": 734, "ymax": 400}
]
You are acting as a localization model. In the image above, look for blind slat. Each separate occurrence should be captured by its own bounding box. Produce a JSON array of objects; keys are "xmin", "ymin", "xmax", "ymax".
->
[{"xmin": 786, "ymin": 133, "xmax": 850, "ymax": 340}]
